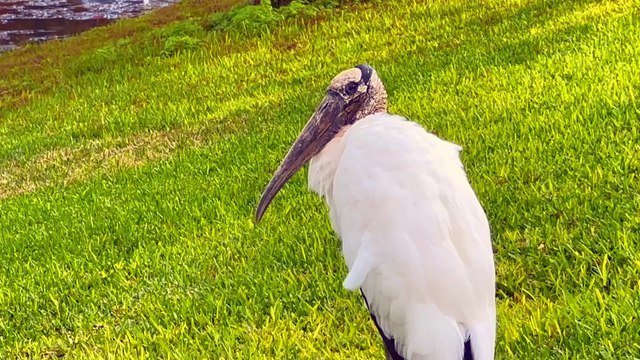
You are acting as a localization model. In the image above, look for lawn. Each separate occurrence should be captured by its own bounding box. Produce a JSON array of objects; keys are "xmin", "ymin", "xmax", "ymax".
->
[{"xmin": 1, "ymin": 0, "xmax": 639, "ymax": 358}]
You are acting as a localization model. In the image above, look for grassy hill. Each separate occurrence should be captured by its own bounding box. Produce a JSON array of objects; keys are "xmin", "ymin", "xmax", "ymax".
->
[{"xmin": 1, "ymin": 0, "xmax": 639, "ymax": 358}]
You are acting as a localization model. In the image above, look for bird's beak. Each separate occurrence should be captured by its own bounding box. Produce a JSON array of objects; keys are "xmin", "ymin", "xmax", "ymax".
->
[{"xmin": 256, "ymin": 92, "xmax": 345, "ymax": 223}]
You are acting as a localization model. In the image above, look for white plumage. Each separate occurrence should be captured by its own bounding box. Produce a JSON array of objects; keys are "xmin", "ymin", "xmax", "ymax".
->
[
  {"xmin": 256, "ymin": 65, "xmax": 495, "ymax": 360},
  {"xmin": 309, "ymin": 114, "xmax": 496, "ymax": 360}
]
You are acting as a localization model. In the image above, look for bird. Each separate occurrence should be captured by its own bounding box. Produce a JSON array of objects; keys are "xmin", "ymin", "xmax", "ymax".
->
[{"xmin": 255, "ymin": 64, "xmax": 496, "ymax": 360}]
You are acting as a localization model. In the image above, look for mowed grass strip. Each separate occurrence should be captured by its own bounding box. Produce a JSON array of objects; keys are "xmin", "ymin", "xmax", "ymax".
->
[
  {"xmin": 1, "ymin": 0, "xmax": 639, "ymax": 358},
  {"xmin": 0, "ymin": 120, "xmax": 247, "ymax": 199}
]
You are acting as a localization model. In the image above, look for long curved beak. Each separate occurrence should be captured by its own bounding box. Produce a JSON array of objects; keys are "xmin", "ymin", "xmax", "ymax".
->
[{"xmin": 256, "ymin": 92, "xmax": 344, "ymax": 223}]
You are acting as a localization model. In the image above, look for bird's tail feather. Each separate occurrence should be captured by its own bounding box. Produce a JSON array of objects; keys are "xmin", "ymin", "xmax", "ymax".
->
[
  {"xmin": 466, "ymin": 322, "xmax": 495, "ymax": 360},
  {"xmin": 402, "ymin": 303, "xmax": 465, "ymax": 360}
]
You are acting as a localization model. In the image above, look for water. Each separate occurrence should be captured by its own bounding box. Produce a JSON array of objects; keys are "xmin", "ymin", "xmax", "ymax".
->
[{"xmin": 0, "ymin": 0, "xmax": 178, "ymax": 52}]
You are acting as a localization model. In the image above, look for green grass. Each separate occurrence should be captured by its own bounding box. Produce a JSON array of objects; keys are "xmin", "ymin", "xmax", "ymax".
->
[{"xmin": 1, "ymin": 0, "xmax": 640, "ymax": 358}]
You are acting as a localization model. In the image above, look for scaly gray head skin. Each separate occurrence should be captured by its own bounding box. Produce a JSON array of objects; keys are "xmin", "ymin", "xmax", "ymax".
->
[
  {"xmin": 256, "ymin": 64, "xmax": 387, "ymax": 222},
  {"xmin": 325, "ymin": 65, "xmax": 388, "ymax": 122}
]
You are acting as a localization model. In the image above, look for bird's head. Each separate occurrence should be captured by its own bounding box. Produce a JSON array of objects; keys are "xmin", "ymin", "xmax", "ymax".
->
[
  {"xmin": 324, "ymin": 64, "xmax": 388, "ymax": 124},
  {"xmin": 255, "ymin": 64, "xmax": 387, "ymax": 222}
]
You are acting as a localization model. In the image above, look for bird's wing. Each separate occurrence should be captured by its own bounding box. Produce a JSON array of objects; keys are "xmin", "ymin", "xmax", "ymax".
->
[{"xmin": 329, "ymin": 114, "xmax": 495, "ymax": 360}]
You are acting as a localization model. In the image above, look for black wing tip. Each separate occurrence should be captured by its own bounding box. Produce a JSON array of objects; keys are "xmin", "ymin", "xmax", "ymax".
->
[
  {"xmin": 360, "ymin": 290, "xmax": 405, "ymax": 360},
  {"xmin": 463, "ymin": 339, "xmax": 474, "ymax": 360}
]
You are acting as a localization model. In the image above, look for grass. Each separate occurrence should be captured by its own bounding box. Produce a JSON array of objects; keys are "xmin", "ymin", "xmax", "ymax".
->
[{"xmin": 1, "ymin": 0, "xmax": 639, "ymax": 358}]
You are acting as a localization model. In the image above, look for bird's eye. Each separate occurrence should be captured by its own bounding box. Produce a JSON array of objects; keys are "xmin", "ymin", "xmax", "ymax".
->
[{"xmin": 345, "ymin": 82, "xmax": 359, "ymax": 96}]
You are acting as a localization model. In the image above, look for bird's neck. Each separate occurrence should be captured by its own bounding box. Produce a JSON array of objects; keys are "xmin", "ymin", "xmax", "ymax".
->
[
  {"xmin": 356, "ymin": 95, "xmax": 387, "ymax": 120},
  {"xmin": 307, "ymin": 108, "xmax": 386, "ymax": 199},
  {"xmin": 308, "ymin": 126, "xmax": 350, "ymax": 200}
]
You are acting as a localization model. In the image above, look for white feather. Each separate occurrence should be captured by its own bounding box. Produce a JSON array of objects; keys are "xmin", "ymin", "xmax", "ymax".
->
[{"xmin": 309, "ymin": 113, "xmax": 496, "ymax": 360}]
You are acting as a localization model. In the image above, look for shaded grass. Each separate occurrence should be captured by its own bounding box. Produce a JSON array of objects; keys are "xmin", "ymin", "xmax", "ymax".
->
[{"xmin": 1, "ymin": 0, "xmax": 640, "ymax": 358}]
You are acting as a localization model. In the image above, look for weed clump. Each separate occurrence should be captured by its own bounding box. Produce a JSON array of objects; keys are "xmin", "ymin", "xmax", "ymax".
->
[
  {"xmin": 205, "ymin": 1, "xmax": 321, "ymax": 36},
  {"xmin": 154, "ymin": 20, "xmax": 205, "ymax": 57}
]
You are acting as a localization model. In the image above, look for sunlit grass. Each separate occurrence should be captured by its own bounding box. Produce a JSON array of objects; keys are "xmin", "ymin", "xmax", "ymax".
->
[{"xmin": 1, "ymin": 0, "xmax": 639, "ymax": 358}]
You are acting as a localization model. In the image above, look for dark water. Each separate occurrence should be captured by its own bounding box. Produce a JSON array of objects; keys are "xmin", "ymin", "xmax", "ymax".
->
[{"xmin": 0, "ymin": 0, "xmax": 178, "ymax": 52}]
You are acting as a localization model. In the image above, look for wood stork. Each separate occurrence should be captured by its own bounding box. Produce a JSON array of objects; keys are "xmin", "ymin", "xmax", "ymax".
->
[{"xmin": 255, "ymin": 65, "xmax": 496, "ymax": 360}]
